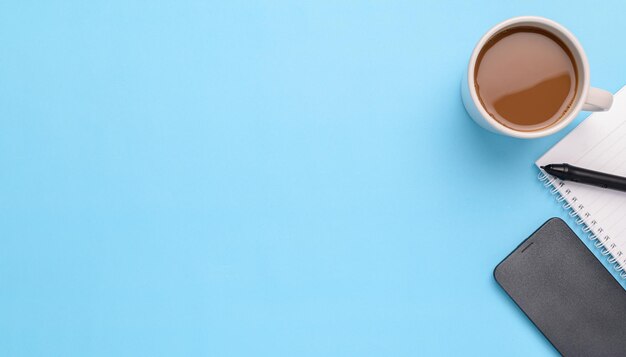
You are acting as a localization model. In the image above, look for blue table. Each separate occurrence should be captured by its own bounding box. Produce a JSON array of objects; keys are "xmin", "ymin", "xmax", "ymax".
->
[{"xmin": 2, "ymin": 1, "xmax": 625, "ymax": 356}]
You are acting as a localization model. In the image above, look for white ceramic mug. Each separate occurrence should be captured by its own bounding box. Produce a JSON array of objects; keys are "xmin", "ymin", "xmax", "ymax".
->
[{"xmin": 461, "ymin": 16, "xmax": 613, "ymax": 139}]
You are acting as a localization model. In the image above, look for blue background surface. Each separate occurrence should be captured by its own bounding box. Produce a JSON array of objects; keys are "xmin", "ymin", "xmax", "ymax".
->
[{"xmin": 2, "ymin": 1, "xmax": 626, "ymax": 356}]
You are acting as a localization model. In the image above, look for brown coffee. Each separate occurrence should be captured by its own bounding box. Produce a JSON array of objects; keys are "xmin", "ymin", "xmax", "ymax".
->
[{"xmin": 474, "ymin": 27, "xmax": 578, "ymax": 132}]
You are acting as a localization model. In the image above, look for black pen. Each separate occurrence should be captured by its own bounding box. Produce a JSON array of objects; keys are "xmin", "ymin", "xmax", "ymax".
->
[{"xmin": 541, "ymin": 163, "xmax": 626, "ymax": 192}]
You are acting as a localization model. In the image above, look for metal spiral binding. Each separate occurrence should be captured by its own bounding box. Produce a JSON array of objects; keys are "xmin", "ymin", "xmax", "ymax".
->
[{"xmin": 538, "ymin": 171, "xmax": 626, "ymax": 278}]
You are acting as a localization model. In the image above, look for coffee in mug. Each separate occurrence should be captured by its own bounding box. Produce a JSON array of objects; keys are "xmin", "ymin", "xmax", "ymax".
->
[
  {"xmin": 461, "ymin": 16, "xmax": 613, "ymax": 139},
  {"xmin": 475, "ymin": 27, "xmax": 577, "ymax": 132}
]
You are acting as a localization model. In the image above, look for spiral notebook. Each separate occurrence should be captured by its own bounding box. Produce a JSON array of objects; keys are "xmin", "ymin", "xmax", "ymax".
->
[{"xmin": 536, "ymin": 85, "xmax": 626, "ymax": 278}]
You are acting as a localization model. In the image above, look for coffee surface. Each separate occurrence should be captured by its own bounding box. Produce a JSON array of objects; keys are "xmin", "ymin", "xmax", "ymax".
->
[{"xmin": 475, "ymin": 27, "xmax": 578, "ymax": 131}]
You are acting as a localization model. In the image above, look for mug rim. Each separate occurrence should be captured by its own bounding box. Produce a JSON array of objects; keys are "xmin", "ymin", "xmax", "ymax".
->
[{"xmin": 467, "ymin": 16, "xmax": 590, "ymax": 139}]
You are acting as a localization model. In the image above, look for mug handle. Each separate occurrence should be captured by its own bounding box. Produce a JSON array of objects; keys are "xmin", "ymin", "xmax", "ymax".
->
[{"xmin": 583, "ymin": 87, "xmax": 613, "ymax": 111}]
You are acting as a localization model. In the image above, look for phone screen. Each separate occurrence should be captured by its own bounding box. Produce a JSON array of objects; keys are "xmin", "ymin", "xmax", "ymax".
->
[{"xmin": 495, "ymin": 218, "xmax": 626, "ymax": 356}]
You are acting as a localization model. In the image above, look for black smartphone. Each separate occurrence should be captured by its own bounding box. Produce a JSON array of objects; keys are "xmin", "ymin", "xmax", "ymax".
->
[{"xmin": 494, "ymin": 218, "xmax": 626, "ymax": 356}]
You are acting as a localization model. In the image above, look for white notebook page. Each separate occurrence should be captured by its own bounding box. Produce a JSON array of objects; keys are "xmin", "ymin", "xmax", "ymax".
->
[{"xmin": 536, "ymin": 86, "xmax": 626, "ymax": 273}]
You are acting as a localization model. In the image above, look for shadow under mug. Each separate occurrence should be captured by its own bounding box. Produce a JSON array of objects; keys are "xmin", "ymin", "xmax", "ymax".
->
[{"xmin": 461, "ymin": 16, "xmax": 613, "ymax": 139}]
